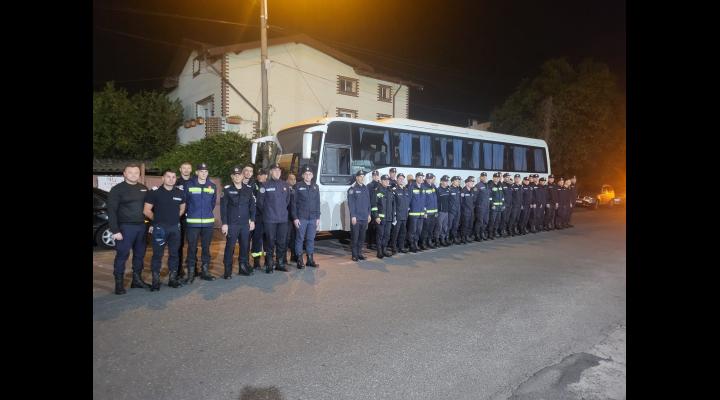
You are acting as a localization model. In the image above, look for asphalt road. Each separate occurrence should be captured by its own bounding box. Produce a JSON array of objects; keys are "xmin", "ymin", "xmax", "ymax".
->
[{"xmin": 93, "ymin": 207, "xmax": 626, "ymax": 400}]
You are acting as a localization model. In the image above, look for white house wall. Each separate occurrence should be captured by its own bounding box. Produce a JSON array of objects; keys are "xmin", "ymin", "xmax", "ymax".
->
[
  {"xmin": 171, "ymin": 51, "xmax": 223, "ymax": 144},
  {"xmin": 226, "ymin": 42, "xmax": 409, "ymax": 136}
]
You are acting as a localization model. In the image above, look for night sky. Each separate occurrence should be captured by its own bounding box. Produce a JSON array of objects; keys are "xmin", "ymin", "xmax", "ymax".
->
[{"xmin": 93, "ymin": 0, "xmax": 625, "ymax": 126}]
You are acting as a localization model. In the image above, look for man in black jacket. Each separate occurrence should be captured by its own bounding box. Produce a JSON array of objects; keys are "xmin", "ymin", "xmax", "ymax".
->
[{"xmin": 107, "ymin": 163, "xmax": 150, "ymax": 295}]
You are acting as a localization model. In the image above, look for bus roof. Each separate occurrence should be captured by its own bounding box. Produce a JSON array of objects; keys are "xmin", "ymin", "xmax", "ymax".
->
[{"xmin": 277, "ymin": 117, "xmax": 548, "ymax": 147}]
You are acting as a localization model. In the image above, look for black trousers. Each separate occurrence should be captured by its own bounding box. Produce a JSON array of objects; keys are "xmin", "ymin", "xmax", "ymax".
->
[
  {"xmin": 177, "ymin": 217, "xmax": 186, "ymax": 273},
  {"xmin": 544, "ymin": 206, "xmax": 556, "ymax": 228},
  {"xmin": 367, "ymin": 218, "xmax": 377, "ymax": 248},
  {"xmin": 519, "ymin": 208, "xmax": 531, "ymax": 232},
  {"xmin": 390, "ymin": 219, "xmax": 407, "ymax": 250},
  {"xmin": 407, "ymin": 216, "xmax": 424, "ymax": 249},
  {"xmin": 264, "ymin": 222, "xmax": 288, "ymax": 263},
  {"xmin": 448, "ymin": 212, "xmax": 460, "ymax": 239},
  {"xmin": 460, "ymin": 211, "xmax": 474, "ymax": 237},
  {"xmin": 150, "ymin": 224, "xmax": 180, "ymax": 274},
  {"xmin": 223, "ymin": 224, "xmax": 250, "ymax": 267},
  {"xmin": 501, "ymin": 207, "xmax": 512, "ymax": 233},
  {"xmin": 489, "ymin": 208, "xmax": 503, "ymax": 235},
  {"xmin": 251, "ymin": 217, "xmax": 265, "ymax": 258},
  {"xmin": 420, "ymin": 213, "xmax": 437, "ymax": 244},
  {"xmin": 351, "ymin": 219, "xmax": 368, "ymax": 258},
  {"xmin": 534, "ymin": 206, "xmax": 545, "ymax": 229},
  {"xmin": 510, "ymin": 207, "xmax": 522, "ymax": 233},
  {"xmin": 375, "ymin": 219, "xmax": 392, "ymax": 249},
  {"xmin": 186, "ymin": 226, "xmax": 213, "ymax": 268}
]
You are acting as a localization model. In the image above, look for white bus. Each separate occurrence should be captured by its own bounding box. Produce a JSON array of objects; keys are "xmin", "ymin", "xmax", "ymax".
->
[{"xmin": 251, "ymin": 117, "xmax": 550, "ymax": 233}]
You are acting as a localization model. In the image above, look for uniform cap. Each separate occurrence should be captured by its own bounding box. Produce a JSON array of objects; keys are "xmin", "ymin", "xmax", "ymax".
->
[
  {"xmin": 231, "ymin": 166, "xmax": 242, "ymax": 175},
  {"xmin": 503, "ymin": 173, "xmax": 511, "ymax": 178},
  {"xmin": 493, "ymin": 172, "xmax": 501, "ymax": 178},
  {"xmin": 465, "ymin": 176, "xmax": 474, "ymax": 183},
  {"xmin": 355, "ymin": 170, "xmax": 366, "ymax": 176},
  {"xmin": 380, "ymin": 174, "xmax": 390, "ymax": 181},
  {"xmin": 523, "ymin": 176, "xmax": 530, "ymax": 181},
  {"xmin": 397, "ymin": 173, "xmax": 405, "ymax": 178},
  {"xmin": 269, "ymin": 163, "xmax": 281, "ymax": 170},
  {"xmin": 451, "ymin": 176, "xmax": 461, "ymax": 181},
  {"xmin": 301, "ymin": 165, "xmax": 313, "ymax": 173},
  {"xmin": 372, "ymin": 170, "xmax": 380, "ymax": 176},
  {"xmin": 415, "ymin": 172, "xmax": 424, "ymax": 177},
  {"xmin": 389, "ymin": 167, "xmax": 397, "ymax": 173},
  {"xmin": 426, "ymin": 173, "xmax": 435, "ymax": 179},
  {"xmin": 196, "ymin": 162, "xmax": 208, "ymax": 171},
  {"xmin": 548, "ymin": 174, "xmax": 555, "ymax": 179},
  {"xmin": 440, "ymin": 175, "xmax": 449, "ymax": 181},
  {"xmin": 539, "ymin": 177, "xmax": 546, "ymax": 181},
  {"xmin": 257, "ymin": 168, "xmax": 267, "ymax": 175},
  {"xmin": 514, "ymin": 174, "xmax": 521, "ymax": 178},
  {"xmin": 480, "ymin": 172, "xmax": 487, "ymax": 177}
]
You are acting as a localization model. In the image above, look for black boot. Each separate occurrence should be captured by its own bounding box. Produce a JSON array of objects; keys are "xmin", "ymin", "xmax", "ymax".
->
[
  {"xmin": 200, "ymin": 263, "xmax": 216, "ymax": 281},
  {"xmin": 290, "ymin": 252, "xmax": 298, "ymax": 262},
  {"xmin": 297, "ymin": 253, "xmax": 305, "ymax": 269},
  {"xmin": 306, "ymin": 253, "xmax": 320, "ymax": 268},
  {"xmin": 177, "ymin": 264, "xmax": 185, "ymax": 279},
  {"xmin": 275, "ymin": 257, "xmax": 289, "ymax": 272},
  {"xmin": 150, "ymin": 272, "xmax": 161, "ymax": 291},
  {"xmin": 253, "ymin": 256, "xmax": 262, "ymax": 270},
  {"xmin": 383, "ymin": 247, "xmax": 393, "ymax": 257},
  {"xmin": 400, "ymin": 247, "xmax": 409, "ymax": 253},
  {"xmin": 168, "ymin": 270, "xmax": 182, "ymax": 288},
  {"xmin": 223, "ymin": 264, "xmax": 233, "ymax": 279},
  {"xmin": 131, "ymin": 271, "xmax": 151, "ymax": 289},
  {"xmin": 239, "ymin": 262, "xmax": 252, "ymax": 276},
  {"xmin": 429, "ymin": 240, "xmax": 437, "ymax": 249},
  {"xmin": 183, "ymin": 265, "xmax": 196, "ymax": 285},
  {"xmin": 265, "ymin": 259, "xmax": 274, "ymax": 274},
  {"xmin": 390, "ymin": 247, "xmax": 397, "ymax": 255},
  {"xmin": 376, "ymin": 247, "xmax": 384, "ymax": 259},
  {"xmin": 114, "ymin": 274, "xmax": 126, "ymax": 295}
]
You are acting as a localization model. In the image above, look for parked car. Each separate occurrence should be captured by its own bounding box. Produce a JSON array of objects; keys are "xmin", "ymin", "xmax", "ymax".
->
[
  {"xmin": 93, "ymin": 188, "xmax": 115, "ymax": 249},
  {"xmin": 576, "ymin": 184, "xmax": 623, "ymax": 209}
]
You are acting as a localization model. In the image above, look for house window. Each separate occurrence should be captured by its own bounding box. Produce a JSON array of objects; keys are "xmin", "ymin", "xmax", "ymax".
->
[
  {"xmin": 196, "ymin": 96, "xmax": 214, "ymax": 119},
  {"xmin": 376, "ymin": 113, "xmax": 392, "ymax": 119},
  {"xmin": 337, "ymin": 76, "xmax": 359, "ymax": 97},
  {"xmin": 192, "ymin": 56, "xmax": 202, "ymax": 77},
  {"xmin": 336, "ymin": 108, "xmax": 357, "ymax": 118},
  {"xmin": 378, "ymin": 85, "xmax": 392, "ymax": 102}
]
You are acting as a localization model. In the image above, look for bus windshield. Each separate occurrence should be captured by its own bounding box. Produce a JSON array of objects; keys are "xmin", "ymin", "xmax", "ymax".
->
[{"xmin": 275, "ymin": 125, "xmax": 322, "ymax": 177}]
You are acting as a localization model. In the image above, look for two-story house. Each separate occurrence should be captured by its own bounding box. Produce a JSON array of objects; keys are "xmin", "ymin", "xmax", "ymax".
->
[{"xmin": 164, "ymin": 34, "xmax": 421, "ymax": 143}]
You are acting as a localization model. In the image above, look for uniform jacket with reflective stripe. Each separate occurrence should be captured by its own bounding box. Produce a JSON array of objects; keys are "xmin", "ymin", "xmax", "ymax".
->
[
  {"xmin": 220, "ymin": 182, "xmax": 256, "ymax": 225},
  {"xmin": 408, "ymin": 181, "xmax": 426, "ymax": 215},
  {"xmin": 184, "ymin": 177, "xmax": 217, "ymax": 227},
  {"xmin": 291, "ymin": 181, "xmax": 321, "ymax": 220},
  {"xmin": 347, "ymin": 183, "xmax": 371, "ymax": 219},
  {"xmin": 488, "ymin": 181, "xmax": 505, "ymax": 206},
  {"xmin": 422, "ymin": 182, "xmax": 438, "ymax": 213},
  {"xmin": 256, "ymin": 178, "xmax": 291, "ymax": 224},
  {"xmin": 372, "ymin": 185, "xmax": 395, "ymax": 221},
  {"xmin": 393, "ymin": 185, "xmax": 411, "ymax": 221}
]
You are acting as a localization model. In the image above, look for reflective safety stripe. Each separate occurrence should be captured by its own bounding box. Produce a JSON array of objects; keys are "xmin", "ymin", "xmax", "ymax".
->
[
  {"xmin": 371, "ymin": 207, "xmax": 378, "ymax": 211},
  {"xmin": 409, "ymin": 212, "xmax": 423, "ymax": 216},
  {"xmin": 426, "ymin": 210, "xmax": 437, "ymax": 214},
  {"xmin": 203, "ymin": 188, "xmax": 215, "ymax": 193},
  {"xmin": 493, "ymin": 202, "xmax": 503, "ymax": 206},
  {"xmin": 378, "ymin": 214, "xmax": 385, "ymax": 218},
  {"xmin": 188, "ymin": 187, "xmax": 201, "ymax": 193},
  {"xmin": 251, "ymin": 251, "xmax": 266, "ymax": 257},
  {"xmin": 426, "ymin": 208, "xmax": 438, "ymax": 213},
  {"xmin": 187, "ymin": 218, "xmax": 215, "ymax": 223},
  {"xmin": 412, "ymin": 189, "xmax": 420, "ymax": 193},
  {"xmin": 376, "ymin": 192, "xmax": 384, "ymax": 198}
]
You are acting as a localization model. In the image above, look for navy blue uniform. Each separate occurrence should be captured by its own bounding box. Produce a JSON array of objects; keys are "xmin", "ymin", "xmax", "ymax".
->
[
  {"xmin": 488, "ymin": 181, "xmax": 504, "ymax": 238},
  {"xmin": 557, "ymin": 185, "xmax": 570, "ymax": 228},
  {"xmin": 460, "ymin": 186, "xmax": 475, "ymax": 240},
  {"xmin": 372, "ymin": 185, "xmax": 395, "ymax": 256},
  {"xmin": 534, "ymin": 184, "xmax": 548, "ymax": 231},
  {"xmin": 366, "ymin": 179, "xmax": 381, "ymax": 248},
  {"xmin": 528, "ymin": 182, "xmax": 538, "ymax": 232},
  {"xmin": 420, "ymin": 182, "xmax": 438, "ymax": 247},
  {"xmin": 407, "ymin": 181, "xmax": 425, "ymax": 251},
  {"xmin": 184, "ymin": 177, "xmax": 217, "ymax": 278},
  {"xmin": 251, "ymin": 180, "xmax": 266, "ymax": 265},
  {"xmin": 286, "ymin": 184, "xmax": 297, "ymax": 261},
  {"xmin": 545, "ymin": 182, "xmax": 558, "ymax": 229},
  {"xmin": 390, "ymin": 184, "xmax": 410, "ymax": 252},
  {"xmin": 448, "ymin": 185, "xmax": 461, "ymax": 242},
  {"xmin": 501, "ymin": 182, "xmax": 514, "ymax": 236},
  {"xmin": 220, "ymin": 182, "xmax": 256, "ymax": 273},
  {"xmin": 257, "ymin": 178, "xmax": 291, "ymax": 269},
  {"xmin": 519, "ymin": 183, "xmax": 533, "ymax": 234},
  {"xmin": 348, "ymin": 182, "xmax": 371, "ymax": 259},
  {"xmin": 436, "ymin": 185, "xmax": 451, "ymax": 243},
  {"xmin": 291, "ymin": 180, "xmax": 321, "ymax": 257},
  {"xmin": 473, "ymin": 181, "xmax": 490, "ymax": 240},
  {"xmin": 568, "ymin": 183, "xmax": 577, "ymax": 226},
  {"xmin": 510, "ymin": 183, "xmax": 523, "ymax": 235}
]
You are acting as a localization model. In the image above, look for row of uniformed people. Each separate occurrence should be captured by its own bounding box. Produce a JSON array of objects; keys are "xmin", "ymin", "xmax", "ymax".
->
[{"xmin": 346, "ymin": 169, "xmax": 578, "ymax": 262}]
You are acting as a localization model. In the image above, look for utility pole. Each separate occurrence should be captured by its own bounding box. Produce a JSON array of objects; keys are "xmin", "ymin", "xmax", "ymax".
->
[{"xmin": 260, "ymin": 0, "xmax": 269, "ymax": 136}]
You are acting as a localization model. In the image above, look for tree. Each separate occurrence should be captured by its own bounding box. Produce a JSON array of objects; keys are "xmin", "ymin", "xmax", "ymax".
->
[
  {"xmin": 93, "ymin": 82, "xmax": 183, "ymax": 159},
  {"xmin": 154, "ymin": 132, "xmax": 253, "ymax": 185},
  {"xmin": 490, "ymin": 58, "xmax": 626, "ymax": 188}
]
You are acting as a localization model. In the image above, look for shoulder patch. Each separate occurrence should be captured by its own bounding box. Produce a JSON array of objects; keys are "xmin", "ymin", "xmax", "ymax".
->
[
  {"xmin": 224, "ymin": 185, "xmax": 230, "ymax": 189},
  {"xmin": 259, "ymin": 187, "xmax": 265, "ymax": 193}
]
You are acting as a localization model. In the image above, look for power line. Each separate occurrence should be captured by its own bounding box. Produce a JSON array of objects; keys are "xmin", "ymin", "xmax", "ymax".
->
[
  {"xmin": 95, "ymin": 26, "xmax": 191, "ymax": 49},
  {"xmin": 94, "ymin": 6, "xmax": 261, "ymax": 28}
]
